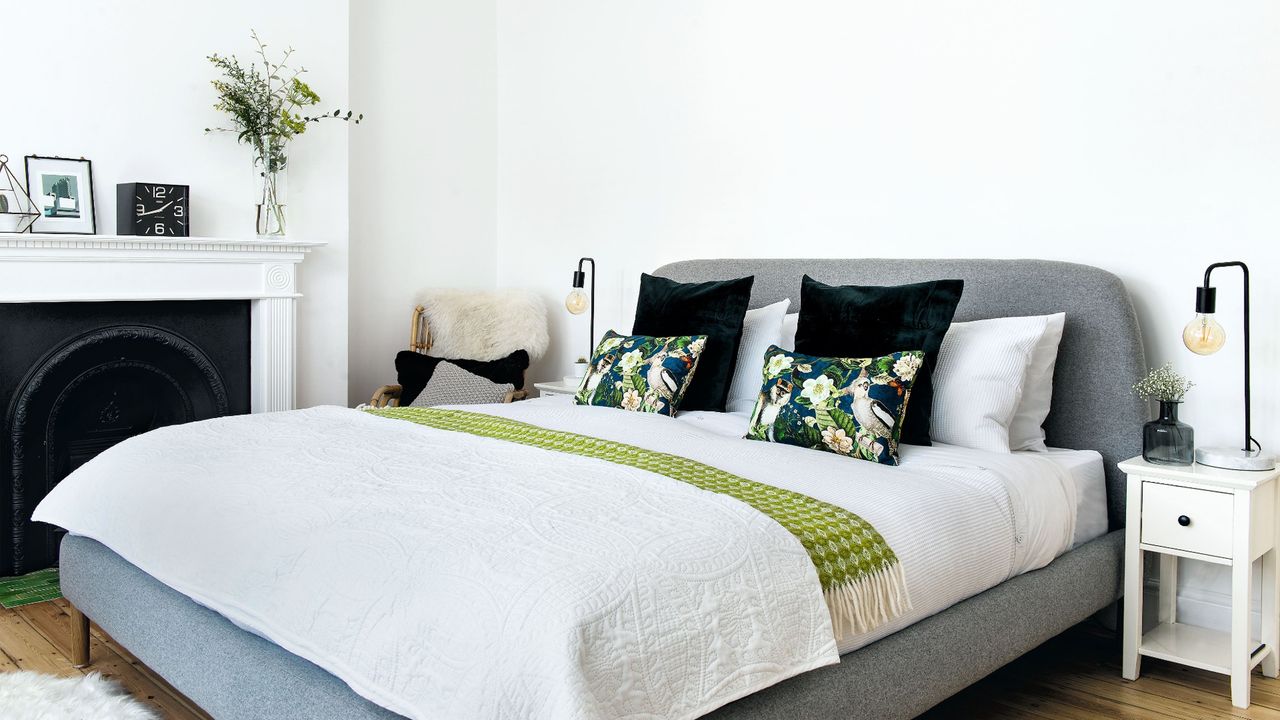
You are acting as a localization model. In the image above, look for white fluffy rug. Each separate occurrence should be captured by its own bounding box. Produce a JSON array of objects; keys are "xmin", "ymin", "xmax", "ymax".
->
[{"xmin": 0, "ymin": 671, "xmax": 158, "ymax": 720}]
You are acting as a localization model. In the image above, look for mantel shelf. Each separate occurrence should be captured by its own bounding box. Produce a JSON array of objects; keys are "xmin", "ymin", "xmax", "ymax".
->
[
  {"xmin": 0, "ymin": 233, "xmax": 326, "ymax": 251},
  {"xmin": 0, "ymin": 232, "xmax": 318, "ymax": 413}
]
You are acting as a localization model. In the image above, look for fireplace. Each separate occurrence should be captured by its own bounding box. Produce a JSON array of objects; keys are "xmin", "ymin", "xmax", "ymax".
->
[
  {"xmin": 1, "ymin": 301, "xmax": 251, "ymax": 574},
  {"xmin": 0, "ymin": 233, "xmax": 318, "ymax": 575}
]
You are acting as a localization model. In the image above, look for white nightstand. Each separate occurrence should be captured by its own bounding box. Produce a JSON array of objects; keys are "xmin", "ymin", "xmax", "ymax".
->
[
  {"xmin": 533, "ymin": 380, "xmax": 580, "ymax": 398},
  {"xmin": 1120, "ymin": 456, "xmax": 1280, "ymax": 708}
]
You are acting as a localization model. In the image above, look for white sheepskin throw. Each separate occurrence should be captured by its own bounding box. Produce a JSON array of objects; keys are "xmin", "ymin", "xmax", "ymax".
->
[
  {"xmin": 415, "ymin": 289, "xmax": 550, "ymax": 362},
  {"xmin": 0, "ymin": 671, "xmax": 159, "ymax": 720}
]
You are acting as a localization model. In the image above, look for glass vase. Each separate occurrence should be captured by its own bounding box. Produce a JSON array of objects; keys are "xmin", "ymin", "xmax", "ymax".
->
[
  {"xmin": 254, "ymin": 141, "xmax": 287, "ymax": 237},
  {"xmin": 1143, "ymin": 400, "xmax": 1194, "ymax": 466}
]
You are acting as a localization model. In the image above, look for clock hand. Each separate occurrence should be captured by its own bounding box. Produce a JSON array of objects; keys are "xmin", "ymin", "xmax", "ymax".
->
[{"xmin": 137, "ymin": 201, "xmax": 174, "ymax": 217}]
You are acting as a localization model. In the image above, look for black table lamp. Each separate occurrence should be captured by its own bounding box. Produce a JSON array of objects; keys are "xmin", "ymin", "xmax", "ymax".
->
[
  {"xmin": 565, "ymin": 257, "xmax": 595, "ymax": 360},
  {"xmin": 1183, "ymin": 261, "xmax": 1276, "ymax": 470}
]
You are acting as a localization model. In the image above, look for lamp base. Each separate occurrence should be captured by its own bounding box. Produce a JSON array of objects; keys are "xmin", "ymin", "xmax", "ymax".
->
[{"xmin": 1195, "ymin": 446, "xmax": 1278, "ymax": 471}]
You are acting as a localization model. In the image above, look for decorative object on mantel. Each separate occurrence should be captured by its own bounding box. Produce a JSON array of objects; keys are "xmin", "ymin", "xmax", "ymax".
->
[
  {"xmin": 24, "ymin": 155, "xmax": 96, "ymax": 235},
  {"xmin": 0, "ymin": 155, "xmax": 40, "ymax": 233},
  {"xmin": 116, "ymin": 183, "xmax": 190, "ymax": 237},
  {"xmin": 1183, "ymin": 260, "xmax": 1276, "ymax": 470},
  {"xmin": 206, "ymin": 30, "xmax": 362, "ymax": 238},
  {"xmin": 1133, "ymin": 363, "xmax": 1195, "ymax": 466},
  {"xmin": 565, "ymin": 257, "xmax": 596, "ymax": 363}
]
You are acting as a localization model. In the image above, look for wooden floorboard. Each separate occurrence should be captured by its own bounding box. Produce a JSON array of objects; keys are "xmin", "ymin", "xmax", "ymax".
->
[
  {"xmin": 924, "ymin": 623, "xmax": 1280, "ymax": 719},
  {"xmin": 0, "ymin": 600, "xmax": 209, "ymax": 719},
  {"xmin": 2, "ymin": 600, "xmax": 1279, "ymax": 719}
]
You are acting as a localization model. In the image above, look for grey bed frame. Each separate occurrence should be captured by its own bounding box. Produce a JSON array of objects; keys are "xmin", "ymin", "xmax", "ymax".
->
[{"xmin": 59, "ymin": 258, "xmax": 1148, "ymax": 720}]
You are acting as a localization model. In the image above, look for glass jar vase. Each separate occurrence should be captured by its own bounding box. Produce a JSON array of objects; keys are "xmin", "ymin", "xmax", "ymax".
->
[
  {"xmin": 1143, "ymin": 400, "xmax": 1194, "ymax": 465},
  {"xmin": 255, "ymin": 164, "xmax": 287, "ymax": 236},
  {"xmin": 254, "ymin": 137, "xmax": 288, "ymax": 237}
]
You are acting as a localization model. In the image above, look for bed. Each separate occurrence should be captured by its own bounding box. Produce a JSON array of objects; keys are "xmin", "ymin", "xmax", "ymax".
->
[{"xmin": 42, "ymin": 258, "xmax": 1147, "ymax": 719}]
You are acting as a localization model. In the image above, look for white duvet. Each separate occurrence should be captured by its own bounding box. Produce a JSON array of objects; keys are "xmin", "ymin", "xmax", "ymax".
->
[{"xmin": 34, "ymin": 402, "xmax": 1078, "ymax": 719}]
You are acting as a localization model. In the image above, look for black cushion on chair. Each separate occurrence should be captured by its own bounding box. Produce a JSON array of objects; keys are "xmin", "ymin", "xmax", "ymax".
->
[
  {"xmin": 632, "ymin": 273, "xmax": 754, "ymax": 412},
  {"xmin": 794, "ymin": 274, "xmax": 963, "ymax": 447},
  {"xmin": 395, "ymin": 349, "xmax": 529, "ymax": 406}
]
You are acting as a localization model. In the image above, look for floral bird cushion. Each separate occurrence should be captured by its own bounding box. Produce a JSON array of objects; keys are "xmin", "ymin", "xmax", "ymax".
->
[
  {"xmin": 745, "ymin": 345, "xmax": 925, "ymax": 465},
  {"xmin": 574, "ymin": 330, "xmax": 707, "ymax": 416}
]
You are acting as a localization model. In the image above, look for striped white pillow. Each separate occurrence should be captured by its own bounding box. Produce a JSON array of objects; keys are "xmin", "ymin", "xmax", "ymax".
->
[
  {"xmin": 726, "ymin": 299, "xmax": 791, "ymax": 414},
  {"xmin": 780, "ymin": 312, "xmax": 799, "ymax": 351},
  {"xmin": 929, "ymin": 315, "xmax": 1058, "ymax": 452},
  {"xmin": 1008, "ymin": 313, "xmax": 1066, "ymax": 452}
]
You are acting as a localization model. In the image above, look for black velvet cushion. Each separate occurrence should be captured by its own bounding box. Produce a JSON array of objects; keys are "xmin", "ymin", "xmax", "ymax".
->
[
  {"xmin": 795, "ymin": 275, "xmax": 963, "ymax": 446},
  {"xmin": 394, "ymin": 349, "xmax": 529, "ymax": 406},
  {"xmin": 632, "ymin": 273, "xmax": 754, "ymax": 412}
]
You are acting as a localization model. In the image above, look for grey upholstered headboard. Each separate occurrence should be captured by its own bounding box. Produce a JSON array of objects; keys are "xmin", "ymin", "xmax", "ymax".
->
[{"xmin": 652, "ymin": 258, "xmax": 1147, "ymax": 531}]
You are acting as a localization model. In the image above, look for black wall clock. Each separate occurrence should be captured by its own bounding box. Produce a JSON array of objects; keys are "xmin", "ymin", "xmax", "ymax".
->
[{"xmin": 116, "ymin": 183, "xmax": 189, "ymax": 237}]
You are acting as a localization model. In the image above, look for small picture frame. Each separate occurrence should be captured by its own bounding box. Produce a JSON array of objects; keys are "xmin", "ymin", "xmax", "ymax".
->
[{"xmin": 25, "ymin": 155, "xmax": 96, "ymax": 234}]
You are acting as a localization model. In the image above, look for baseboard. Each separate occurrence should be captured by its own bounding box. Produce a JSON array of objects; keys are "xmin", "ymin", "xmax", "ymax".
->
[{"xmin": 1143, "ymin": 579, "xmax": 1261, "ymax": 636}]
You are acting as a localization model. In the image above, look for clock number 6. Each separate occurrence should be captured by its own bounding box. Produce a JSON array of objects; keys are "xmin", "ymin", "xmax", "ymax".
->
[{"xmin": 155, "ymin": 222, "xmax": 167, "ymax": 235}]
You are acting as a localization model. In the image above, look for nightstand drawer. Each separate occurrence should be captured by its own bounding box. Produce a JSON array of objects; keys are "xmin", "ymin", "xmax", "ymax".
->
[{"xmin": 1141, "ymin": 481, "xmax": 1234, "ymax": 558}]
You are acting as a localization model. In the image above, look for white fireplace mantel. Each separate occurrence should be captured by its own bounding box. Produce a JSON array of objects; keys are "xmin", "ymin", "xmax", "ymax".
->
[{"xmin": 0, "ymin": 234, "xmax": 324, "ymax": 413}]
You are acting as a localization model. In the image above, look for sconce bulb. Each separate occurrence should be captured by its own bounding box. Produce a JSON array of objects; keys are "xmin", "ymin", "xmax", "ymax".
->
[
  {"xmin": 1183, "ymin": 313, "xmax": 1226, "ymax": 355},
  {"xmin": 565, "ymin": 288, "xmax": 590, "ymax": 315}
]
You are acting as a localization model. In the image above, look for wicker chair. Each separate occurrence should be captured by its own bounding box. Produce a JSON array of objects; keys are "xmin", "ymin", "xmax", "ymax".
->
[{"xmin": 369, "ymin": 304, "xmax": 532, "ymax": 408}]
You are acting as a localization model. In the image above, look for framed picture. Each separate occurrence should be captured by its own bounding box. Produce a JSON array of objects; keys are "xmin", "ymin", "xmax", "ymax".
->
[{"xmin": 25, "ymin": 155, "xmax": 96, "ymax": 234}]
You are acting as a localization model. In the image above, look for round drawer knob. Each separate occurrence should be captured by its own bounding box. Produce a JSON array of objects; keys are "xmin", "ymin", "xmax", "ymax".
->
[{"xmin": 1178, "ymin": 515, "xmax": 1192, "ymax": 527}]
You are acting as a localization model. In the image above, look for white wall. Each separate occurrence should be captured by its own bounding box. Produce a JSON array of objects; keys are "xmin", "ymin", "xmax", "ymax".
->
[
  {"xmin": 5, "ymin": 0, "xmax": 351, "ymax": 408},
  {"xmin": 347, "ymin": 0, "xmax": 498, "ymax": 406},
  {"xmin": 497, "ymin": 0, "xmax": 1278, "ymax": 446},
  {"xmin": 496, "ymin": 2, "xmax": 1280, "ymax": 622}
]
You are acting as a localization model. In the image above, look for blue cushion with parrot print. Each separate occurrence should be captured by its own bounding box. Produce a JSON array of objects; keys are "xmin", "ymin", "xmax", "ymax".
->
[
  {"xmin": 745, "ymin": 345, "xmax": 925, "ymax": 465},
  {"xmin": 574, "ymin": 330, "xmax": 708, "ymax": 416}
]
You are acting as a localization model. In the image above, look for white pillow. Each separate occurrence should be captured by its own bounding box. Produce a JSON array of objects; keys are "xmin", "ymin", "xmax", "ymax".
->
[
  {"xmin": 780, "ymin": 312, "xmax": 799, "ymax": 351},
  {"xmin": 929, "ymin": 315, "xmax": 1059, "ymax": 452},
  {"xmin": 726, "ymin": 299, "xmax": 791, "ymax": 414},
  {"xmin": 1008, "ymin": 313, "xmax": 1066, "ymax": 452}
]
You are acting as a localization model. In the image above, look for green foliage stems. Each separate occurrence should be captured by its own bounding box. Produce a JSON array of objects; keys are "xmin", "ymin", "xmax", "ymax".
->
[{"xmin": 205, "ymin": 29, "xmax": 362, "ymax": 173}]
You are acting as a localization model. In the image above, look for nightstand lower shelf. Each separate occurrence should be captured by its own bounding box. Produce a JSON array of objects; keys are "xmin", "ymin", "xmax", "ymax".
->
[{"xmin": 1140, "ymin": 622, "xmax": 1269, "ymax": 675}]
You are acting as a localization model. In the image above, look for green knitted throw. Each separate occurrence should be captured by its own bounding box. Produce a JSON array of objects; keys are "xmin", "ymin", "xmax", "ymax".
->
[{"xmin": 367, "ymin": 406, "xmax": 911, "ymax": 636}]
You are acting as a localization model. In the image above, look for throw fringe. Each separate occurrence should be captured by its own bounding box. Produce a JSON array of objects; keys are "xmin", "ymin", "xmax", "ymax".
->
[{"xmin": 824, "ymin": 561, "xmax": 912, "ymax": 638}]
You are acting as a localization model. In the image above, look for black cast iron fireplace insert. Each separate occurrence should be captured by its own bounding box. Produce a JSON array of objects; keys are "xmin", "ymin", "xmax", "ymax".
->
[{"xmin": 1, "ymin": 301, "xmax": 250, "ymax": 575}]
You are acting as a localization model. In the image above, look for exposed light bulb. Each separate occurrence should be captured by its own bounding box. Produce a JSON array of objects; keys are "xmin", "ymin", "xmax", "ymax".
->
[
  {"xmin": 565, "ymin": 288, "xmax": 589, "ymax": 315},
  {"xmin": 1183, "ymin": 313, "xmax": 1226, "ymax": 355}
]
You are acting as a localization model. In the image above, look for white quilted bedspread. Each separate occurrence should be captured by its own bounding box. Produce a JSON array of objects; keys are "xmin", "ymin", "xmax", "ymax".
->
[
  {"xmin": 34, "ymin": 402, "xmax": 1078, "ymax": 719},
  {"xmin": 34, "ymin": 406, "xmax": 841, "ymax": 719}
]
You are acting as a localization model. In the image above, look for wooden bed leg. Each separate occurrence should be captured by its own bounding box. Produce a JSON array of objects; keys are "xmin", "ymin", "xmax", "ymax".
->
[{"xmin": 68, "ymin": 603, "xmax": 90, "ymax": 667}]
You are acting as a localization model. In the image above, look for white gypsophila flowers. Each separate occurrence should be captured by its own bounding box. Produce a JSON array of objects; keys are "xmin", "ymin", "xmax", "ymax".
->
[{"xmin": 1133, "ymin": 362, "xmax": 1194, "ymax": 402}]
